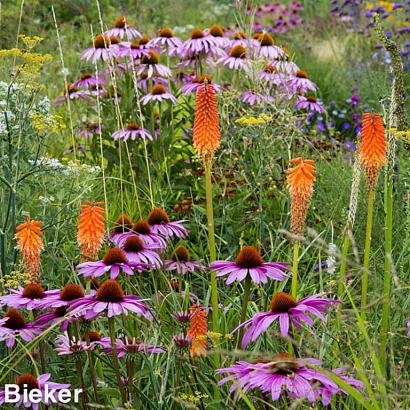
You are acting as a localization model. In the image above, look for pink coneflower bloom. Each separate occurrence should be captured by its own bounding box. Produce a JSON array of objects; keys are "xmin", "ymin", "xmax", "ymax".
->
[
  {"xmin": 104, "ymin": 16, "xmax": 141, "ymax": 40},
  {"xmin": 205, "ymin": 24, "xmax": 230, "ymax": 48},
  {"xmin": 109, "ymin": 214, "xmax": 133, "ymax": 243},
  {"xmin": 289, "ymin": 70, "xmax": 317, "ymax": 94},
  {"xmin": 76, "ymin": 248, "xmax": 137, "ymax": 279},
  {"xmin": 33, "ymin": 307, "xmax": 73, "ymax": 332},
  {"xmin": 121, "ymin": 236, "xmax": 162, "ymax": 269},
  {"xmin": 164, "ymin": 245, "xmax": 203, "ymax": 274},
  {"xmin": 217, "ymin": 45, "xmax": 250, "ymax": 71},
  {"xmin": 35, "ymin": 284, "xmax": 87, "ymax": 309},
  {"xmin": 112, "ymin": 122, "xmax": 154, "ymax": 142},
  {"xmin": 76, "ymin": 122, "xmax": 102, "ymax": 139},
  {"xmin": 407, "ymin": 317, "xmax": 410, "ymax": 336},
  {"xmin": 54, "ymin": 84, "xmax": 90, "ymax": 107},
  {"xmin": 234, "ymin": 292, "xmax": 339, "ymax": 347},
  {"xmin": 147, "ymin": 208, "xmax": 188, "ymax": 238},
  {"xmin": 136, "ymin": 51, "xmax": 171, "ymax": 78},
  {"xmin": 314, "ymin": 367, "xmax": 365, "ymax": 406},
  {"xmin": 69, "ymin": 279, "xmax": 152, "ymax": 320},
  {"xmin": 210, "ymin": 246, "xmax": 287, "ymax": 285},
  {"xmin": 270, "ymin": 58, "xmax": 299, "ymax": 75},
  {"xmin": 115, "ymin": 220, "xmax": 167, "ymax": 249},
  {"xmin": 217, "ymin": 353, "xmax": 337, "ymax": 403},
  {"xmin": 141, "ymin": 84, "xmax": 177, "ymax": 105},
  {"xmin": 100, "ymin": 336, "xmax": 165, "ymax": 356},
  {"xmin": 173, "ymin": 311, "xmax": 191, "ymax": 324},
  {"xmin": 256, "ymin": 33, "xmax": 284, "ymax": 59},
  {"xmin": 258, "ymin": 65, "xmax": 288, "ymax": 86},
  {"xmin": 179, "ymin": 28, "xmax": 218, "ymax": 58},
  {"xmin": 294, "ymin": 95, "xmax": 325, "ymax": 113},
  {"xmin": 149, "ymin": 28, "xmax": 182, "ymax": 56},
  {"xmin": 54, "ymin": 332, "xmax": 89, "ymax": 355},
  {"xmin": 181, "ymin": 74, "xmax": 222, "ymax": 95},
  {"xmin": 0, "ymin": 373, "xmax": 71, "ymax": 409},
  {"xmin": 230, "ymin": 31, "xmax": 251, "ymax": 48},
  {"xmin": 0, "ymin": 284, "xmax": 60, "ymax": 310},
  {"xmin": 240, "ymin": 91, "xmax": 274, "ymax": 106},
  {"xmin": 72, "ymin": 71, "xmax": 104, "ymax": 88},
  {"xmin": 0, "ymin": 308, "xmax": 43, "ymax": 348},
  {"xmin": 137, "ymin": 75, "xmax": 168, "ymax": 93},
  {"xmin": 81, "ymin": 35, "xmax": 118, "ymax": 63},
  {"xmin": 117, "ymin": 41, "xmax": 151, "ymax": 59}
]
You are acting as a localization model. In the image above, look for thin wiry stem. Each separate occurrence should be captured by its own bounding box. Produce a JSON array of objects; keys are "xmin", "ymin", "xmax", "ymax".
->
[{"xmin": 291, "ymin": 241, "xmax": 300, "ymax": 298}]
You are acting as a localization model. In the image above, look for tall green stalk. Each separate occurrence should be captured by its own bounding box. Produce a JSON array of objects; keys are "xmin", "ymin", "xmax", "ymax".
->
[
  {"xmin": 204, "ymin": 159, "xmax": 219, "ymax": 333},
  {"xmin": 361, "ymin": 189, "xmax": 375, "ymax": 320},
  {"xmin": 291, "ymin": 241, "xmax": 300, "ymax": 298}
]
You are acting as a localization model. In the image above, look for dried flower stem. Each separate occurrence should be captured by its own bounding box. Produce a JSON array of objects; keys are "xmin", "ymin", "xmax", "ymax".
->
[{"xmin": 360, "ymin": 189, "xmax": 375, "ymax": 320}]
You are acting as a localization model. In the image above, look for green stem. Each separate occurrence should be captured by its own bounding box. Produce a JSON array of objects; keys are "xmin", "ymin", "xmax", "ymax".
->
[
  {"xmin": 380, "ymin": 178, "xmax": 393, "ymax": 373},
  {"xmin": 361, "ymin": 189, "xmax": 375, "ymax": 321},
  {"xmin": 204, "ymin": 159, "xmax": 219, "ymax": 332},
  {"xmin": 291, "ymin": 241, "xmax": 300, "ymax": 298},
  {"xmin": 108, "ymin": 317, "xmax": 127, "ymax": 404},
  {"xmin": 85, "ymin": 333, "xmax": 100, "ymax": 404},
  {"xmin": 237, "ymin": 275, "xmax": 252, "ymax": 348}
]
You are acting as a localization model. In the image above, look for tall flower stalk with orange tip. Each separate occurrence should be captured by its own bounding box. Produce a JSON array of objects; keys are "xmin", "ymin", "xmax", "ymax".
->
[
  {"xmin": 193, "ymin": 79, "xmax": 221, "ymax": 334},
  {"xmin": 187, "ymin": 304, "xmax": 208, "ymax": 358},
  {"xmin": 287, "ymin": 158, "xmax": 315, "ymax": 297},
  {"xmin": 358, "ymin": 113, "xmax": 386, "ymax": 320},
  {"xmin": 14, "ymin": 217, "xmax": 43, "ymax": 283},
  {"xmin": 77, "ymin": 202, "xmax": 105, "ymax": 293}
]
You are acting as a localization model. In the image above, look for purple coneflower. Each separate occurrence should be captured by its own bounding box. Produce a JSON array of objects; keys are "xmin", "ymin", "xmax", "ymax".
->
[
  {"xmin": 181, "ymin": 74, "xmax": 222, "ymax": 95},
  {"xmin": 104, "ymin": 16, "xmax": 141, "ymax": 40},
  {"xmin": 81, "ymin": 35, "xmax": 118, "ymax": 63},
  {"xmin": 256, "ymin": 33, "xmax": 284, "ymax": 59},
  {"xmin": 140, "ymin": 84, "xmax": 177, "ymax": 105},
  {"xmin": 230, "ymin": 31, "xmax": 250, "ymax": 48},
  {"xmin": 76, "ymin": 122, "xmax": 102, "ymax": 139},
  {"xmin": 164, "ymin": 245, "xmax": 203, "ymax": 274},
  {"xmin": 147, "ymin": 208, "xmax": 188, "ymax": 238},
  {"xmin": 217, "ymin": 353, "xmax": 337, "ymax": 403},
  {"xmin": 173, "ymin": 311, "xmax": 192, "ymax": 324},
  {"xmin": 112, "ymin": 122, "xmax": 154, "ymax": 142},
  {"xmin": 136, "ymin": 51, "xmax": 171, "ymax": 78},
  {"xmin": 217, "ymin": 45, "xmax": 250, "ymax": 71},
  {"xmin": 69, "ymin": 279, "xmax": 152, "ymax": 320},
  {"xmin": 72, "ymin": 71, "xmax": 104, "ymax": 88},
  {"xmin": 0, "ymin": 284, "xmax": 60, "ymax": 310},
  {"xmin": 271, "ymin": 58, "xmax": 299, "ymax": 74},
  {"xmin": 54, "ymin": 84, "xmax": 90, "ymax": 107},
  {"xmin": 0, "ymin": 373, "xmax": 71, "ymax": 409},
  {"xmin": 178, "ymin": 28, "xmax": 218, "ymax": 58},
  {"xmin": 289, "ymin": 70, "xmax": 317, "ymax": 94},
  {"xmin": 35, "ymin": 283, "xmax": 87, "ymax": 309},
  {"xmin": 34, "ymin": 307, "xmax": 74, "ymax": 332},
  {"xmin": 149, "ymin": 28, "xmax": 182, "ymax": 56},
  {"xmin": 137, "ymin": 74, "xmax": 168, "ymax": 93},
  {"xmin": 234, "ymin": 292, "xmax": 339, "ymax": 347},
  {"xmin": 0, "ymin": 308, "xmax": 42, "ymax": 348},
  {"xmin": 210, "ymin": 246, "xmax": 287, "ymax": 285},
  {"xmin": 115, "ymin": 220, "xmax": 167, "ymax": 249},
  {"xmin": 76, "ymin": 248, "xmax": 137, "ymax": 279},
  {"xmin": 205, "ymin": 24, "xmax": 230, "ymax": 48},
  {"xmin": 173, "ymin": 333, "xmax": 193, "ymax": 349},
  {"xmin": 294, "ymin": 96, "xmax": 325, "ymax": 113},
  {"xmin": 100, "ymin": 336, "xmax": 165, "ymax": 356},
  {"xmin": 109, "ymin": 214, "xmax": 133, "ymax": 243},
  {"xmin": 117, "ymin": 41, "xmax": 151, "ymax": 59},
  {"xmin": 407, "ymin": 317, "xmax": 410, "ymax": 336},
  {"xmin": 54, "ymin": 332, "xmax": 89, "ymax": 355},
  {"xmin": 240, "ymin": 91, "xmax": 274, "ymax": 106},
  {"xmin": 121, "ymin": 236, "xmax": 162, "ymax": 269},
  {"xmin": 258, "ymin": 65, "xmax": 288, "ymax": 86}
]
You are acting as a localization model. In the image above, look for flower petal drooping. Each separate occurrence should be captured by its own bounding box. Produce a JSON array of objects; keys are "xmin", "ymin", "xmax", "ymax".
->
[
  {"xmin": 14, "ymin": 217, "xmax": 43, "ymax": 282},
  {"xmin": 287, "ymin": 158, "xmax": 315, "ymax": 238},
  {"xmin": 359, "ymin": 113, "xmax": 386, "ymax": 190},
  {"xmin": 77, "ymin": 202, "xmax": 106, "ymax": 261},
  {"xmin": 193, "ymin": 81, "xmax": 221, "ymax": 159}
]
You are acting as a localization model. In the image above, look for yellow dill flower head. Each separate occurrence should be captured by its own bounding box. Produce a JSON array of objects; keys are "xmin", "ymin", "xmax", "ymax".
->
[
  {"xmin": 235, "ymin": 114, "xmax": 272, "ymax": 126},
  {"xmin": 18, "ymin": 34, "xmax": 44, "ymax": 50},
  {"xmin": 30, "ymin": 113, "xmax": 66, "ymax": 133}
]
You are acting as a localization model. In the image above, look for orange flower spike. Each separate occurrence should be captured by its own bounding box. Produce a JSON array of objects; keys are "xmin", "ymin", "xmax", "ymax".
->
[
  {"xmin": 77, "ymin": 202, "xmax": 106, "ymax": 261},
  {"xmin": 14, "ymin": 218, "xmax": 43, "ymax": 280},
  {"xmin": 359, "ymin": 113, "xmax": 386, "ymax": 189},
  {"xmin": 187, "ymin": 304, "xmax": 208, "ymax": 357},
  {"xmin": 287, "ymin": 158, "xmax": 316, "ymax": 237},
  {"xmin": 193, "ymin": 81, "xmax": 221, "ymax": 159}
]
